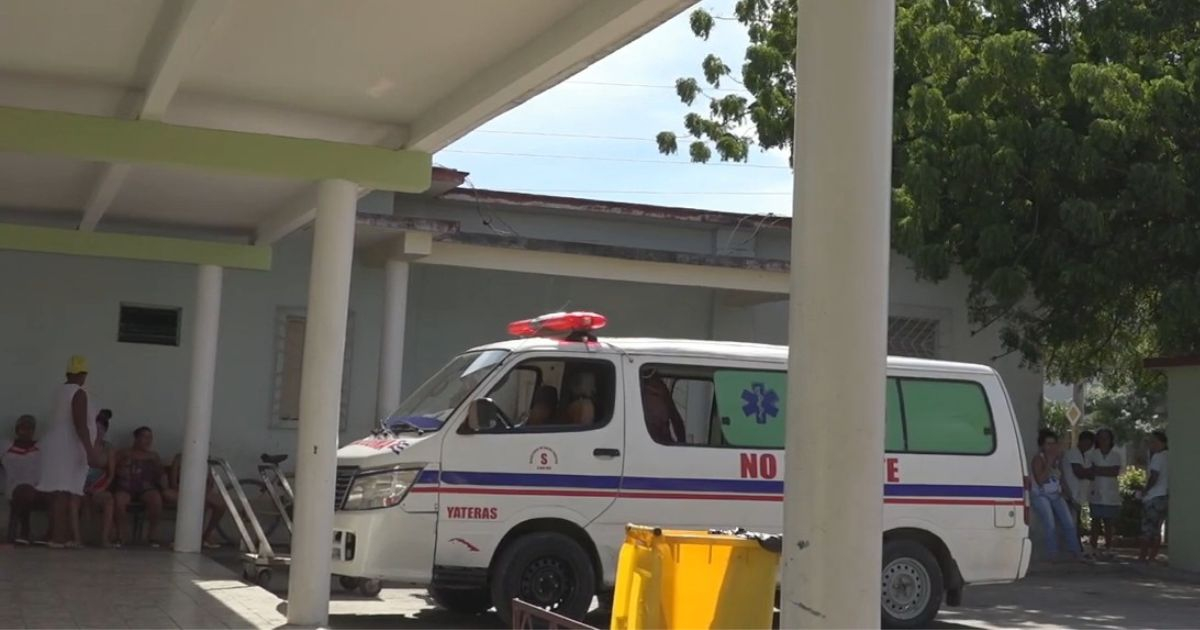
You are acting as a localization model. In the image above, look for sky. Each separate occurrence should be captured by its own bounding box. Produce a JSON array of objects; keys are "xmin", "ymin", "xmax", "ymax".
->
[{"xmin": 434, "ymin": 0, "xmax": 793, "ymax": 217}]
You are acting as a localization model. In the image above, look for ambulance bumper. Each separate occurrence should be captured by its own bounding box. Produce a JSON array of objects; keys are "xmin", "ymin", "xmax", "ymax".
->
[{"xmin": 331, "ymin": 508, "xmax": 435, "ymax": 585}]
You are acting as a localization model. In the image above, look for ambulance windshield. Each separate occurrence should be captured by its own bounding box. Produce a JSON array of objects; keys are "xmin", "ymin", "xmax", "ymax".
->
[{"xmin": 381, "ymin": 350, "xmax": 508, "ymax": 432}]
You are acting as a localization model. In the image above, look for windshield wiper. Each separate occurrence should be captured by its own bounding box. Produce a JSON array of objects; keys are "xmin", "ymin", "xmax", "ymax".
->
[{"xmin": 384, "ymin": 419, "xmax": 426, "ymax": 435}]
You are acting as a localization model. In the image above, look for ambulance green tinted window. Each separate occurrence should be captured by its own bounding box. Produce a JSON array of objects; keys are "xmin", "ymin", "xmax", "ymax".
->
[
  {"xmin": 900, "ymin": 380, "xmax": 994, "ymax": 454},
  {"xmin": 713, "ymin": 371, "xmax": 787, "ymax": 448}
]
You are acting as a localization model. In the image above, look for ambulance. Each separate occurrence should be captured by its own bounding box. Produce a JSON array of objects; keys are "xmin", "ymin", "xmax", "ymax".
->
[{"xmin": 331, "ymin": 312, "xmax": 1031, "ymax": 628}]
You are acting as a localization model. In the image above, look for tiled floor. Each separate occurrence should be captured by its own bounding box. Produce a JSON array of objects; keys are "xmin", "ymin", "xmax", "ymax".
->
[{"xmin": 0, "ymin": 546, "xmax": 288, "ymax": 629}]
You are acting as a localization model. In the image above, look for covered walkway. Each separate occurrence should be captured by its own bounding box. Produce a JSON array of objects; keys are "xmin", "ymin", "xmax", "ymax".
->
[{"xmin": 0, "ymin": 548, "xmax": 286, "ymax": 629}]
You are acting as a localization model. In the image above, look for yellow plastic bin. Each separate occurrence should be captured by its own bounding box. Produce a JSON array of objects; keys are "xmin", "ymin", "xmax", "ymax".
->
[{"xmin": 610, "ymin": 525, "xmax": 781, "ymax": 630}]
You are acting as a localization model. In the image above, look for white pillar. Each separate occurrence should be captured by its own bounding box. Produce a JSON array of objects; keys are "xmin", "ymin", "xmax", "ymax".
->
[
  {"xmin": 174, "ymin": 264, "xmax": 223, "ymax": 553},
  {"xmin": 377, "ymin": 259, "xmax": 410, "ymax": 419},
  {"xmin": 781, "ymin": 2, "xmax": 895, "ymax": 629},
  {"xmin": 286, "ymin": 179, "xmax": 357, "ymax": 626}
]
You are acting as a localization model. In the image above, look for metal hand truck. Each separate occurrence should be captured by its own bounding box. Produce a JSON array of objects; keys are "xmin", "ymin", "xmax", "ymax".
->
[
  {"xmin": 208, "ymin": 454, "xmax": 383, "ymax": 597},
  {"xmin": 209, "ymin": 456, "xmax": 292, "ymax": 589}
]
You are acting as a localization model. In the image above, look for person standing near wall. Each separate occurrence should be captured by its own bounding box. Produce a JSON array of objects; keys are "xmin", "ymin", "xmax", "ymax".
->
[
  {"xmin": 1138, "ymin": 431, "xmax": 1169, "ymax": 563},
  {"xmin": 36, "ymin": 356, "xmax": 99, "ymax": 549},
  {"xmin": 1086, "ymin": 428, "xmax": 1124, "ymax": 554},
  {"xmin": 1030, "ymin": 429, "xmax": 1085, "ymax": 562},
  {"xmin": 1061, "ymin": 430, "xmax": 1094, "ymax": 540}
]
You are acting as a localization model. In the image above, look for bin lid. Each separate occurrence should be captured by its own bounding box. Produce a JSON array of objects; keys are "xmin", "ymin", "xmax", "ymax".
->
[{"xmin": 708, "ymin": 528, "xmax": 783, "ymax": 553}]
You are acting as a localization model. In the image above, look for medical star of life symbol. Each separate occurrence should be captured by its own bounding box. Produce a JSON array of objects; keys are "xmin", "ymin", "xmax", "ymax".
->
[{"xmin": 741, "ymin": 383, "xmax": 780, "ymax": 424}]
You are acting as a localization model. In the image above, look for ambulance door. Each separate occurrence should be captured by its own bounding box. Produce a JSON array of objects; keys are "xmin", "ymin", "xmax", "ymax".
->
[
  {"xmin": 601, "ymin": 357, "xmax": 783, "ymax": 536},
  {"xmin": 436, "ymin": 352, "xmax": 625, "ymax": 571}
]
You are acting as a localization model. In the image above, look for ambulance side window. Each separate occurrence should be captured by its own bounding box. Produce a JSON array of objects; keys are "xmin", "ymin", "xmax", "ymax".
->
[
  {"xmin": 640, "ymin": 364, "xmax": 720, "ymax": 446},
  {"xmin": 482, "ymin": 358, "xmax": 616, "ymax": 432}
]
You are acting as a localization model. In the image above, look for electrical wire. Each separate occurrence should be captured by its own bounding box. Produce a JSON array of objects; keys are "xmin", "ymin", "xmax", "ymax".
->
[
  {"xmin": 440, "ymin": 149, "xmax": 789, "ymax": 170},
  {"xmin": 497, "ymin": 189, "xmax": 789, "ymax": 196},
  {"xmin": 564, "ymin": 80, "xmax": 746, "ymax": 94},
  {"xmin": 473, "ymin": 129, "xmax": 691, "ymax": 143}
]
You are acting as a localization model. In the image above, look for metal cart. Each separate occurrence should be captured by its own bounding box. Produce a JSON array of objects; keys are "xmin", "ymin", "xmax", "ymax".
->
[
  {"xmin": 208, "ymin": 454, "xmax": 383, "ymax": 597},
  {"xmin": 208, "ymin": 456, "xmax": 292, "ymax": 589}
]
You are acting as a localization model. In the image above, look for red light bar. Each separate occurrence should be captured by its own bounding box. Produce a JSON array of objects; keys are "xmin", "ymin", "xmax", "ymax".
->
[{"xmin": 507, "ymin": 311, "xmax": 608, "ymax": 338}]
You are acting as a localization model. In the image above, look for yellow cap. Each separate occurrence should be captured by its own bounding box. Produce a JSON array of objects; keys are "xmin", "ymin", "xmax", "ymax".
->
[{"xmin": 66, "ymin": 355, "xmax": 89, "ymax": 374}]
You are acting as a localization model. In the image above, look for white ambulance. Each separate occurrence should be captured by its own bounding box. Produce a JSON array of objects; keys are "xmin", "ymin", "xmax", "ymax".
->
[{"xmin": 331, "ymin": 312, "xmax": 1031, "ymax": 628}]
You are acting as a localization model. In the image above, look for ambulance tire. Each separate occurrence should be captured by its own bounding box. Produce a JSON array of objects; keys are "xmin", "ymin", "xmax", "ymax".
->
[
  {"xmin": 430, "ymin": 586, "xmax": 493, "ymax": 615},
  {"xmin": 881, "ymin": 539, "xmax": 943, "ymax": 629},
  {"xmin": 491, "ymin": 532, "xmax": 597, "ymax": 623}
]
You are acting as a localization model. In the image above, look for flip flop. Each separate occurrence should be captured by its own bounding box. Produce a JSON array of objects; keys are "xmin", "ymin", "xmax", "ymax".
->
[{"xmin": 13, "ymin": 538, "xmax": 30, "ymax": 546}]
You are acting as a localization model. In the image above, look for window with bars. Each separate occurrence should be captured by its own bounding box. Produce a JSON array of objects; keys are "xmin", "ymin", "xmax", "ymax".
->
[
  {"xmin": 271, "ymin": 307, "xmax": 354, "ymax": 429},
  {"xmin": 887, "ymin": 316, "xmax": 940, "ymax": 359}
]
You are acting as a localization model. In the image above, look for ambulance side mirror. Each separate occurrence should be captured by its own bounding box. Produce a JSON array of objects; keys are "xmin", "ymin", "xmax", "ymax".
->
[{"xmin": 462, "ymin": 398, "xmax": 502, "ymax": 434}]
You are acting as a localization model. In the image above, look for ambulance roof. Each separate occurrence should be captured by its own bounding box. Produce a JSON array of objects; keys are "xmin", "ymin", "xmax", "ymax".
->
[{"xmin": 470, "ymin": 337, "xmax": 997, "ymax": 375}]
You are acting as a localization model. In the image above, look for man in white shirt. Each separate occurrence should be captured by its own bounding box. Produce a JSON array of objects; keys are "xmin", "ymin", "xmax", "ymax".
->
[
  {"xmin": 1139, "ymin": 431, "xmax": 1169, "ymax": 562},
  {"xmin": 1086, "ymin": 429, "xmax": 1124, "ymax": 551},
  {"xmin": 1061, "ymin": 430, "xmax": 1094, "ymax": 532}
]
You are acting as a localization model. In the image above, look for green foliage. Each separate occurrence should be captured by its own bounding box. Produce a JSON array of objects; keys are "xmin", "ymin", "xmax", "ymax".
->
[
  {"xmin": 1086, "ymin": 380, "xmax": 1167, "ymax": 445},
  {"xmin": 1041, "ymin": 399, "xmax": 1071, "ymax": 436},
  {"xmin": 1117, "ymin": 466, "xmax": 1148, "ymax": 538},
  {"xmin": 1119, "ymin": 465, "xmax": 1147, "ymax": 498},
  {"xmin": 663, "ymin": 0, "xmax": 1200, "ymax": 384}
]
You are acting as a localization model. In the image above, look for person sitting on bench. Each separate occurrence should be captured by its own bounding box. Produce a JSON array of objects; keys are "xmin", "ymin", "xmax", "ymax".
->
[
  {"xmin": 2, "ymin": 415, "xmax": 47, "ymax": 545},
  {"xmin": 165, "ymin": 452, "xmax": 227, "ymax": 549},
  {"xmin": 113, "ymin": 426, "xmax": 169, "ymax": 547}
]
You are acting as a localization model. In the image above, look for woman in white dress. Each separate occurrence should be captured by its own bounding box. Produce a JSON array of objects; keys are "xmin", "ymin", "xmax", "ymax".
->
[{"xmin": 36, "ymin": 356, "xmax": 99, "ymax": 548}]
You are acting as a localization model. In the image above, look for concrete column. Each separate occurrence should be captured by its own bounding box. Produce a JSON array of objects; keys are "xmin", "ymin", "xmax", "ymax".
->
[
  {"xmin": 781, "ymin": 2, "xmax": 895, "ymax": 628},
  {"xmin": 174, "ymin": 264, "xmax": 223, "ymax": 553},
  {"xmin": 1147, "ymin": 363, "xmax": 1200, "ymax": 571},
  {"xmin": 286, "ymin": 179, "xmax": 357, "ymax": 626},
  {"xmin": 377, "ymin": 259, "xmax": 410, "ymax": 419}
]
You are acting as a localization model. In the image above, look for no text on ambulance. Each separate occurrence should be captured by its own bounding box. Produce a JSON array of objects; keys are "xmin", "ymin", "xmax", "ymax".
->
[{"xmin": 330, "ymin": 311, "xmax": 1031, "ymax": 628}]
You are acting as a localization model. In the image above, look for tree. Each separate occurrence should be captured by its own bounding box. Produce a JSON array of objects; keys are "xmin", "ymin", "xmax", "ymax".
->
[
  {"xmin": 1041, "ymin": 399, "xmax": 1072, "ymax": 436},
  {"xmin": 1085, "ymin": 380, "xmax": 1166, "ymax": 446},
  {"xmin": 660, "ymin": 0, "xmax": 1200, "ymax": 386}
]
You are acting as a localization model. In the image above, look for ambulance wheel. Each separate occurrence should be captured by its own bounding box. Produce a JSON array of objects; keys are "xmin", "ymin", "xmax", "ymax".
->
[
  {"xmin": 338, "ymin": 576, "xmax": 362, "ymax": 591},
  {"xmin": 491, "ymin": 532, "xmax": 596, "ymax": 623},
  {"xmin": 430, "ymin": 586, "xmax": 493, "ymax": 615},
  {"xmin": 881, "ymin": 539, "xmax": 943, "ymax": 629},
  {"xmin": 357, "ymin": 579, "xmax": 383, "ymax": 598},
  {"xmin": 255, "ymin": 569, "xmax": 273, "ymax": 589}
]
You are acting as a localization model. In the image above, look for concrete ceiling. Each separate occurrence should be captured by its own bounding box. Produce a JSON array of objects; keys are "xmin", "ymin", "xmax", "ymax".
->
[{"xmin": 0, "ymin": 0, "xmax": 694, "ymax": 241}]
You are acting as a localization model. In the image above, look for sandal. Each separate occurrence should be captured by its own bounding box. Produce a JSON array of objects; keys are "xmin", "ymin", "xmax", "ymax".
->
[{"xmin": 203, "ymin": 541, "xmax": 221, "ymax": 549}]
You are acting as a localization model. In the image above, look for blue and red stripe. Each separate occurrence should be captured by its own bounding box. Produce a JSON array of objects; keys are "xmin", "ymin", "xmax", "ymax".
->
[{"xmin": 409, "ymin": 470, "xmax": 1022, "ymax": 506}]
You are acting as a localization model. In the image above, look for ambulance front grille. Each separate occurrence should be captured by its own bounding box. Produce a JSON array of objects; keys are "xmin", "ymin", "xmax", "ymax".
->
[{"xmin": 334, "ymin": 466, "xmax": 358, "ymax": 509}]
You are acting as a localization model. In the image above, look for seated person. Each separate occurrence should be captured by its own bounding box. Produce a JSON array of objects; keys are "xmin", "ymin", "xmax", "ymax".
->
[
  {"xmin": 563, "ymin": 373, "xmax": 598, "ymax": 426},
  {"xmin": 166, "ymin": 452, "xmax": 227, "ymax": 549},
  {"xmin": 83, "ymin": 410, "xmax": 118, "ymax": 547},
  {"xmin": 524, "ymin": 386, "xmax": 560, "ymax": 427},
  {"xmin": 2, "ymin": 415, "xmax": 47, "ymax": 545},
  {"xmin": 641, "ymin": 375, "xmax": 687, "ymax": 444},
  {"xmin": 113, "ymin": 426, "xmax": 169, "ymax": 547}
]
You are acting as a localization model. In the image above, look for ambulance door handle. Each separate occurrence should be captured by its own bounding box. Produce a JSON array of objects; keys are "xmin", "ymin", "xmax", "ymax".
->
[{"xmin": 593, "ymin": 448, "xmax": 621, "ymax": 459}]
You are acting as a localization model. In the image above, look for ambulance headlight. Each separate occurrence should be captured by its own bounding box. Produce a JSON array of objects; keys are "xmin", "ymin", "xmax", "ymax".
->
[{"xmin": 342, "ymin": 467, "xmax": 422, "ymax": 511}]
